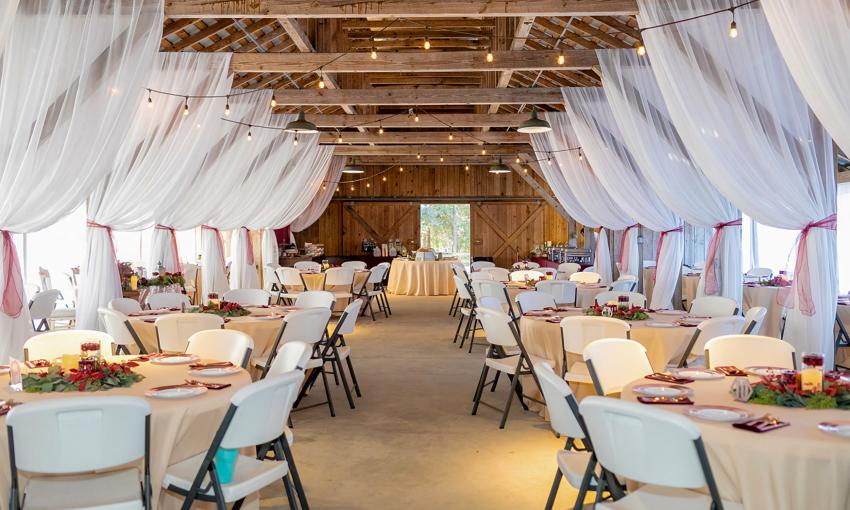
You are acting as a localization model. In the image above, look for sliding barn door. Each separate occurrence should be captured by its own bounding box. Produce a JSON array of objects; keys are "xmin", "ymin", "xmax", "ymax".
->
[
  {"xmin": 342, "ymin": 202, "xmax": 421, "ymax": 254},
  {"xmin": 471, "ymin": 202, "xmax": 550, "ymax": 268}
]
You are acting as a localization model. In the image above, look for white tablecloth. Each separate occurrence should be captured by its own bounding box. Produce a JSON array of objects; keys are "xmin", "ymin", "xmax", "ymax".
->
[
  {"xmin": 742, "ymin": 285, "xmax": 784, "ymax": 338},
  {"xmin": 386, "ymin": 259, "xmax": 455, "ymax": 296}
]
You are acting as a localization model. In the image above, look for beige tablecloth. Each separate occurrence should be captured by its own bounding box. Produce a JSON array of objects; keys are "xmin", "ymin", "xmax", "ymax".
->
[
  {"xmin": 682, "ymin": 274, "xmax": 701, "ymax": 309},
  {"xmin": 622, "ymin": 377, "xmax": 850, "ymax": 510},
  {"xmin": 507, "ymin": 283, "xmax": 607, "ymax": 308},
  {"xmin": 0, "ymin": 357, "xmax": 253, "ymax": 510},
  {"xmin": 386, "ymin": 259, "xmax": 455, "ymax": 296},
  {"xmin": 300, "ymin": 270, "xmax": 369, "ymax": 311},
  {"xmin": 743, "ymin": 285, "xmax": 784, "ymax": 338}
]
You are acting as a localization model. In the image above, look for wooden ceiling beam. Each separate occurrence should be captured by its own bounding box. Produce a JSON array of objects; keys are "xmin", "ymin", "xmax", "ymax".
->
[
  {"xmin": 170, "ymin": 19, "xmax": 236, "ymax": 51},
  {"xmin": 489, "ymin": 16, "xmax": 536, "ymax": 116},
  {"xmin": 272, "ymin": 87, "xmax": 563, "ymax": 106},
  {"xmin": 165, "ymin": 0, "xmax": 640, "ymax": 18},
  {"xmin": 284, "ymin": 113, "xmax": 530, "ymax": 128},
  {"xmin": 322, "ymin": 131, "xmax": 529, "ymax": 144},
  {"xmin": 568, "ymin": 17, "xmax": 630, "ymax": 48},
  {"xmin": 341, "ymin": 155, "xmax": 508, "ymax": 166},
  {"xmin": 330, "ymin": 144, "xmax": 528, "ymax": 156},
  {"xmin": 341, "ymin": 19, "xmax": 497, "ymax": 30},
  {"xmin": 200, "ymin": 18, "xmax": 277, "ymax": 52}
]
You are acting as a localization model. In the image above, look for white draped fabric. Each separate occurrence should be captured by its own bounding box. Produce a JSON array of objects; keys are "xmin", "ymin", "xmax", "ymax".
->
[
  {"xmin": 290, "ymin": 156, "xmax": 345, "ymax": 232},
  {"xmin": 149, "ymin": 226, "xmax": 183, "ymax": 274},
  {"xmin": 0, "ymin": 0, "xmax": 162, "ymax": 357},
  {"xmin": 763, "ymin": 0, "xmax": 850, "ymax": 156},
  {"xmin": 639, "ymin": 0, "xmax": 837, "ymax": 366},
  {"xmin": 563, "ymin": 88, "xmax": 683, "ymax": 309},
  {"xmin": 76, "ymin": 52, "xmax": 232, "ymax": 329},
  {"xmin": 229, "ymin": 227, "xmax": 259, "ymax": 290},
  {"xmin": 201, "ymin": 226, "xmax": 228, "ymax": 300},
  {"xmin": 597, "ymin": 49, "xmax": 742, "ymax": 306},
  {"xmin": 261, "ymin": 229, "xmax": 279, "ymax": 288},
  {"xmin": 595, "ymin": 229, "xmax": 613, "ymax": 284}
]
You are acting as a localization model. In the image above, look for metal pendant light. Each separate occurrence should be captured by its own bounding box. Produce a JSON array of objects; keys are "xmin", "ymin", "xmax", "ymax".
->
[
  {"xmin": 517, "ymin": 109, "xmax": 552, "ymax": 134},
  {"xmin": 284, "ymin": 107, "xmax": 318, "ymax": 134}
]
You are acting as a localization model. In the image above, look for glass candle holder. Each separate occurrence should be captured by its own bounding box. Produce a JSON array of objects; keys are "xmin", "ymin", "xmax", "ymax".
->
[{"xmin": 800, "ymin": 352, "xmax": 824, "ymax": 393}]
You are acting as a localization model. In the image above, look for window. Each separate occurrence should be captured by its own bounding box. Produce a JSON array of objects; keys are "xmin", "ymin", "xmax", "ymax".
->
[
  {"xmin": 419, "ymin": 204, "xmax": 470, "ymax": 266},
  {"xmin": 838, "ymin": 182, "xmax": 850, "ymax": 294},
  {"xmin": 742, "ymin": 216, "xmax": 798, "ymax": 276}
]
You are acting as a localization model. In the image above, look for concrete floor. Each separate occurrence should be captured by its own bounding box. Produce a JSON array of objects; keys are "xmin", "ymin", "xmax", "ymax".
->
[{"xmin": 260, "ymin": 294, "xmax": 586, "ymax": 510}]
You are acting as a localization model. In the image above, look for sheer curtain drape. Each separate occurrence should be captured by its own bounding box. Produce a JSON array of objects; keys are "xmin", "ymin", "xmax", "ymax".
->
[
  {"xmin": 563, "ymin": 88, "xmax": 683, "ymax": 309},
  {"xmin": 229, "ymin": 227, "xmax": 259, "ymax": 289},
  {"xmin": 76, "ymin": 52, "xmax": 231, "ymax": 328},
  {"xmin": 763, "ymin": 0, "xmax": 850, "ymax": 156},
  {"xmin": 0, "ymin": 0, "xmax": 162, "ymax": 357},
  {"xmin": 597, "ymin": 48, "xmax": 742, "ymax": 306},
  {"xmin": 639, "ymin": 0, "xmax": 837, "ymax": 367},
  {"xmin": 261, "ymin": 229, "xmax": 279, "ymax": 289},
  {"xmin": 290, "ymin": 156, "xmax": 346, "ymax": 232}
]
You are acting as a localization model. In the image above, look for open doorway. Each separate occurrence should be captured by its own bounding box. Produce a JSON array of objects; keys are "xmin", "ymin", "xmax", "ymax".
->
[{"xmin": 419, "ymin": 203, "xmax": 470, "ymax": 266}]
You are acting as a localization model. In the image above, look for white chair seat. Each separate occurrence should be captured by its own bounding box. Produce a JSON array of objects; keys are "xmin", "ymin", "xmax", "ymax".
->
[
  {"xmin": 284, "ymin": 426, "xmax": 293, "ymax": 446},
  {"xmin": 563, "ymin": 360, "xmax": 592, "ymax": 385},
  {"xmin": 460, "ymin": 307, "xmax": 473, "ymax": 317},
  {"xmin": 163, "ymin": 453, "xmax": 288, "ymax": 503},
  {"xmin": 556, "ymin": 450, "xmax": 595, "ymax": 489},
  {"xmin": 306, "ymin": 357, "xmax": 323, "ymax": 369},
  {"xmin": 336, "ymin": 346, "xmax": 350, "ymax": 359},
  {"xmin": 280, "ymin": 292, "xmax": 303, "ymax": 300},
  {"xmin": 331, "ymin": 291, "xmax": 352, "ymax": 299},
  {"xmin": 485, "ymin": 354, "xmax": 548, "ymax": 375},
  {"xmin": 25, "ymin": 468, "xmax": 143, "ymax": 510},
  {"xmin": 252, "ymin": 355, "xmax": 270, "ymax": 369},
  {"xmin": 598, "ymin": 485, "xmax": 743, "ymax": 510},
  {"xmin": 366, "ymin": 289, "xmax": 383, "ymax": 297},
  {"xmin": 48, "ymin": 308, "xmax": 76, "ymax": 319}
]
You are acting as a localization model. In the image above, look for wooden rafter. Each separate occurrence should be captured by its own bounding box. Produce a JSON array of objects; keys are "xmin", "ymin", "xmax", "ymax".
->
[{"xmin": 272, "ymin": 88, "xmax": 564, "ymax": 106}]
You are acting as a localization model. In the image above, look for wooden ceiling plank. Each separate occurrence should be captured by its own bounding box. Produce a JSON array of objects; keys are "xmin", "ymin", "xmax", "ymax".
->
[
  {"xmin": 284, "ymin": 113, "xmax": 529, "ymax": 128},
  {"xmin": 272, "ymin": 87, "xmax": 564, "ymax": 106},
  {"xmin": 322, "ymin": 131, "xmax": 529, "ymax": 144},
  {"xmin": 331, "ymin": 144, "xmax": 528, "ymax": 156},
  {"xmin": 170, "ymin": 19, "xmax": 236, "ymax": 51}
]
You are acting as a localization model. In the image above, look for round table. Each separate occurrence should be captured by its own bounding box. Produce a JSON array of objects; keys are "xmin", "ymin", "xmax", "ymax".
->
[
  {"xmin": 506, "ymin": 282, "xmax": 608, "ymax": 308},
  {"xmin": 0, "ymin": 357, "xmax": 252, "ymax": 510},
  {"xmin": 299, "ymin": 270, "xmax": 370, "ymax": 311},
  {"xmin": 386, "ymin": 258, "xmax": 455, "ymax": 296},
  {"xmin": 622, "ymin": 377, "xmax": 850, "ymax": 510},
  {"xmin": 743, "ymin": 285, "xmax": 784, "ymax": 338},
  {"xmin": 681, "ymin": 274, "xmax": 701, "ymax": 309}
]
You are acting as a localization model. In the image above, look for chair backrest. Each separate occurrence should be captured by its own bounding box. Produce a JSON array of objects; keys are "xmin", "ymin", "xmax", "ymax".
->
[
  {"xmin": 509, "ymin": 269, "xmax": 544, "ymax": 282},
  {"xmin": 469, "ymin": 272, "xmax": 493, "ymax": 281},
  {"xmin": 609, "ymin": 279, "xmax": 636, "ymax": 292},
  {"xmin": 186, "ymin": 329, "xmax": 254, "ymax": 368},
  {"xmin": 557, "ymin": 262, "xmax": 581, "ymax": 279},
  {"xmin": 451, "ymin": 263, "xmax": 468, "ymax": 282},
  {"xmin": 6, "ymin": 396, "xmax": 149, "ymax": 474},
  {"xmin": 617, "ymin": 273, "xmax": 637, "ymax": 282},
  {"xmin": 560, "ymin": 316, "xmax": 630, "ymax": 355},
  {"xmin": 471, "ymin": 260, "xmax": 495, "ymax": 271},
  {"xmin": 266, "ymin": 341, "xmax": 311, "ymax": 377},
  {"xmin": 97, "ymin": 308, "xmax": 137, "ymax": 348},
  {"xmin": 582, "ymin": 338, "xmax": 651, "ymax": 395},
  {"xmin": 689, "ymin": 296, "xmax": 737, "ymax": 317},
  {"xmin": 514, "ymin": 291, "xmax": 556, "ymax": 313},
  {"xmin": 281, "ymin": 307, "xmax": 332, "ymax": 346},
  {"xmin": 222, "ymin": 288, "xmax": 271, "ymax": 306},
  {"xmin": 108, "ymin": 297, "xmax": 142, "ymax": 315},
  {"xmin": 745, "ymin": 267, "xmax": 773, "ymax": 279},
  {"xmin": 334, "ymin": 299, "xmax": 363, "ymax": 336},
  {"xmin": 512, "ymin": 261, "xmax": 541, "ymax": 269},
  {"xmin": 324, "ymin": 267, "xmax": 355, "ymax": 287},
  {"xmin": 453, "ymin": 275, "xmax": 473, "ymax": 301},
  {"xmin": 593, "ymin": 291, "xmax": 647, "ymax": 309},
  {"xmin": 294, "ymin": 261, "xmax": 321, "ymax": 273},
  {"xmin": 275, "ymin": 266, "xmax": 305, "ymax": 288},
  {"xmin": 579, "ymin": 396, "xmax": 710, "ymax": 489},
  {"xmin": 477, "ymin": 296, "xmax": 503, "ymax": 311},
  {"xmin": 183, "ymin": 263, "xmax": 199, "ymax": 281},
  {"xmin": 475, "ymin": 307, "xmax": 519, "ymax": 347},
  {"xmin": 537, "ymin": 267, "xmax": 557, "ymax": 276},
  {"xmin": 28, "ymin": 289, "xmax": 61, "ymax": 320},
  {"xmin": 692, "ymin": 316, "xmax": 746, "ymax": 355},
  {"xmin": 535, "ymin": 362, "xmax": 586, "ymax": 439},
  {"xmin": 147, "ymin": 292, "xmax": 191, "ymax": 310},
  {"xmin": 535, "ymin": 280, "xmax": 577, "ymax": 305},
  {"xmin": 341, "ymin": 260, "xmax": 367, "ymax": 270},
  {"xmin": 470, "ymin": 279, "xmax": 509, "ymax": 306},
  {"xmin": 366, "ymin": 266, "xmax": 387, "ymax": 284},
  {"xmin": 38, "ymin": 267, "xmax": 52, "ymax": 290},
  {"xmin": 480, "ymin": 267, "xmax": 510, "ymax": 282},
  {"xmin": 704, "ymin": 334, "xmax": 796, "ymax": 369},
  {"xmin": 221, "ymin": 371, "xmax": 304, "ymax": 449},
  {"xmin": 294, "ymin": 290, "xmax": 336, "ymax": 310},
  {"xmin": 742, "ymin": 306, "xmax": 767, "ymax": 334},
  {"xmin": 24, "ymin": 330, "xmax": 115, "ymax": 361},
  {"xmin": 154, "ymin": 313, "xmax": 224, "ymax": 352},
  {"xmin": 583, "ymin": 266, "xmax": 596, "ymax": 272},
  {"xmin": 570, "ymin": 271, "xmax": 601, "ymax": 284}
]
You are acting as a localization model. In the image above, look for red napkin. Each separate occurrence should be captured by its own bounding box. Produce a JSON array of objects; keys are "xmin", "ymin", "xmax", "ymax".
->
[
  {"xmin": 0, "ymin": 401, "xmax": 21, "ymax": 416},
  {"xmin": 715, "ymin": 366, "xmax": 747, "ymax": 377},
  {"xmin": 130, "ymin": 356, "xmax": 150, "ymax": 362},
  {"xmin": 733, "ymin": 418, "xmax": 789, "ymax": 433},
  {"xmin": 637, "ymin": 396, "xmax": 694, "ymax": 405},
  {"xmin": 24, "ymin": 359, "xmax": 51, "ymax": 369},
  {"xmin": 545, "ymin": 317, "xmax": 562, "ymax": 323},
  {"xmin": 149, "ymin": 383, "xmax": 199, "ymax": 391},
  {"xmin": 674, "ymin": 321, "xmax": 699, "ymax": 328},
  {"xmin": 645, "ymin": 373, "xmax": 694, "ymax": 384},
  {"xmin": 189, "ymin": 361, "xmax": 234, "ymax": 369},
  {"xmin": 185, "ymin": 379, "xmax": 231, "ymax": 390}
]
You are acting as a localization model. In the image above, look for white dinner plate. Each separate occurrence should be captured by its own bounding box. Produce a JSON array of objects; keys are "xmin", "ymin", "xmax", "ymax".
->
[
  {"xmin": 0, "ymin": 365, "xmax": 9, "ymax": 375},
  {"xmin": 685, "ymin": 406, "xmax": 750, "ymax": 423},
  {"xmin": 150, "ymin": 354, "xmax": 201, "ymax": 365},
  {"xmin": 670, "ymin": 368, "xmax": 724, "ymax": 380},
  {"xmin": 818, "ymin": 421, "xmax": 850, "ymax": 438},
  {"xmin": 655, "ymin": 310, "xmax": 684, "ymax": 316},
  {"xmin": 646, "ymin": 322, "xmax": 677, "ymax": 328},
  {"xmin": 144, "ymin": 385, "xmax": 207, "ymax": 399},
  {"xmin": 188, "ymin": 366, "xmax": 241, "ymax": 377},
  {"xmin": 745, "ymin": 366, "xmax": 788, "ymax": 377},
  {"xmin": 253, "ymin": 315, "xmax": 284, "ymax": 321},
  {"xmin": 632, "ymin": 384, "xmax": 691, "ymax": 398},
  {"xmin": 676, "ymin": 318, "xmax": 704, "ymax": 326}
]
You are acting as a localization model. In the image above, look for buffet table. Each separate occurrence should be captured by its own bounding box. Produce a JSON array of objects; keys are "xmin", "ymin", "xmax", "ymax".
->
[
  {"xmin": 622, "ymin": 377, "xmax": 850, "ymax": 510},
  {"xmin": 386, "ymin": 258, "xmax": 455, "ymax": 296}
]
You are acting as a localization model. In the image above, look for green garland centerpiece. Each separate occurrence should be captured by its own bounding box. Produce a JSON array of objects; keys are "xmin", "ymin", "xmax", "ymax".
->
[
  {"xmin": 749, "ymin": 373, "xmax": 850, "ymax": 410},
  {"xmin": 137, "ymin": 271, "xmax": 186, "ymax": 288},
  {"xmin": 583, "ymin": 303, "xmax": 649, "ymax": 321},
  {"xmin": 23, "ymin": 361, "xmax": 144, "ymax": 393},
  {"xmin": 192, "ymin": 301, "xmax": 251, "ymax": 318}
]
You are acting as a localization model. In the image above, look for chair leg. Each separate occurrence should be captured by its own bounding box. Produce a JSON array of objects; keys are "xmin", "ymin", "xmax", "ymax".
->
[
  {"xmin": 276, "ymin": 438, "xmax": 309, "ymax": 510},
  {"xmin": 382, "ymin": 290, "xmax": 392, "ymax": 315},
  {"xmin": 319, "ymin": 367, "xmax": 336, "ymax": 417},
  {"xmin": 545, "ymin": 468, "xmax": 563, "ymax": 510},
  {"xmin": 449, "ymin": 291, "xmax": 458, "ymax": 315},
  {"xmin": 471, "ymin": 364, "xmax": 490, "ymax": 415},
  {"xmin": 332, "ymin": 351, "xmax": 355, "ymax": 409},
  {"xmin": 490, "ymin": 371, "xmax": 501, "ymax": 392},
  {"xmin": 345, "ymin": 356, "xmax": 362, "ymax": 398},
  {"xmin": 460, "ymin": 313, "xmax": 474, "ymax": 349},
  {"xmin": 282, "ymin": 474, "xmax": 299, "ymax": 510},
  {"xmin": 500, "ymin": 368, "xmax": 522, "ymax": 429},
  {"xmin": 573, "ymin": 456, "xmax": 597, "ymax": 510},
  {"xmin": 453, "ymin": 312, "xmax": 467, "ymax": 344},
  {"xmin": 467, "ymin": 319, "xmax": 479, "ymax": 353},
  {"xmin": 368, "ymin": 298, "xmax": 376, "ymax": 321}
]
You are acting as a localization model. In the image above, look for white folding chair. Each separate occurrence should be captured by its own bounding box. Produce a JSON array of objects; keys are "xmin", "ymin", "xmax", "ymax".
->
[
  {"xmin": 704, "ymin": 334, "xmax": 796, "ymax": 370},
  {"xmin": 7, "ymin": 397, "xmax": 152, "ymax": 510},
  {"xmin": 323, "ymin": 267, "xmax": 356, "ymax": 306},
  {"xmin": 449, "ymin": 263, "xmax": 469, "ymax": 316},
  {"xmin": 689, "ymin": 296, "xmax": 738, "ymax": 317},
  {"xmin": 579, "ymin": 396, "xmax": 743, "ymax": 510},
  {"xmin": 357, "ymin": 266, "xmax": 389, "ymax": 320},
  {"xmin": 323, "ymin": 299, "xmax": 365, "ymax": 409},
  {"xmin": 341, "ymin": 260, "xmax": 367, "ymax": 270},
  {"xmin": 593, "ymin": 291, "xmax": 647, "ymax": 308},
  {"xmin": 266, "ymin": 341, "xmax": 311, "ymax": 377},
  {"xmin": 471, "ymin": 260, "xmax": 495, "ymax": 271},
  {"xmin": 146, "ymin": 292, "xmax": 191, "ymax": 310},
  {"xmin": 514, "ymin": 290, "xmax": 556, "ymax": 314},
  {"xmin": 453, "ymin": 275, "xmax": 477, "ymax": 346},
  {"xmin": 617, "ymin": 273, "xmax": 637, "ymax": 282},
  {"xmin": 742, "ymin": 306, "xmax": 768, "ymax": 335},
  {"xmin": 510, "ymin": 269, "xmax": 544, "ymax": 282},
  {"xmin": 23, "ymin": 330, "xmax": 115, "ymax": 361},
  {"xmin": 154, "ymin": 313, "xmax": 224, "ymax": 353},
  {"xmin": 264, "ymin": 262, "xmax": 281, "ymax": 293},
  {"xmin": 186, "ymin": 329, "xmax": 254, "ymax": 368},
  {"xmin": 294, "ymin": 290, "xmax": 336, "ymax": 310},
  {"xmin": 745, "ymin": 267, "xmax": 773, "ymax": 281},
  {"xmin": 469, "ymin": 272, "xmax": 493, "ymax": 281},
  {"xmin": 480, "ymin": 266, "xmax": 511, "ymax": 282},
  {"xmin": 560, "ymin": 317, "xmax": 630, "ymax": 386},
  {"xmin": 162, "ymin": 372, "xmax": 306, "ymax": 510},
  {"xmin": 98, "ymin": 307, "xmax": 147, "ymax": 355},
  {"xmin": 535, "ymin": 362, "xmax": 599, "ymax": 510},
  {"xmin": 294, "ymin": 260, "xmax": 321, "ymax": 273},
  {"xmin": 675, "ymin": 316, "xmax": 746, "ymax": 368},
  {"xmin": 375, "ymin": 261, "xmax": 393, "ymax": 316},
  {"xmin": 570, "ymin": 272, "xmax": 602, "ymax": 284},
  {"xmin": 609, "ymin": 279, "xmax": 636, "ymax": 292},
  {"xmin": 557, "ymin": 262, "xmax": 581, "ymax": 280},
  {"xmin": 471, "ymin": 307, "xmax": 546, "ymax": 429},
  {"xmin": 583, "ymin": 338, "xmax": 652, "ymax": 396},
  {"xmin": 222, "ymin": 288, "xmax": 271, "ymax": 306},
  {"xmin": 28, "ymin": 289, "xmax": 60, "ymax": 331},
  {"xmin": 536, "ymin": 280, "xmax": 578, "ymax": 306},
  {"xmin": 274, "ymin": 266, "xmax": 308, "ymax": 305},
  {"xmin": 183, "ymin": 263, "xmax": 199, "ymax": 293},
  {"xmin": 109, "ymin": 297, "xmax": 142, "ymax": 315},
  {"xmin": 512, "ymin": 261, "xmax": 541, "ymax": 269}
]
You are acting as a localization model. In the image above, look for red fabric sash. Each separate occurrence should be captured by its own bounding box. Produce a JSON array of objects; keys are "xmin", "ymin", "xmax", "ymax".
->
[
  {"xmin": 617, "ymin": 224, "xmax": 639, "ymax": 274},
  {"xmin": 654, "ymin": 226, "xmax": 683, "ymax": 282},
  {"xmin": 155, "ymin": 224, "xmax": 184, "ymax": 273},
  {"xmin": 201, "ymin": 225, "xmax": 226, "ymax": 270},
  {"xmin": 0, "ymin": 231, "xmax": 24, "ymax": 318},
  {"xmin": 778, "ymin": 214, "xmax": 837, "ymax": 317},
  {"xmin": 703, "ymin": 218, "xmax": 742, "ymax": 296}
]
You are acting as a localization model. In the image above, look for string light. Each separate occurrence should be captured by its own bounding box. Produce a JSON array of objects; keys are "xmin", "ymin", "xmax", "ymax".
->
[
  {"xmin": 523, "ymin": 167, "xmax": 528, "ymax": 173},
  {"xmin": 382, "ymin": 176, "xmax": 387, "ymax": 182},
  {"xmin": 729, "ymin": 15, "xmax": 738, "ymax": 38},
  {"xmin": 485, "ymin": 47, "xmax": 494, "ymax": 63},
  {"xmin": 578, "ymin": 150, "xmax": 583, "ymax": 161},
  {"xmin": 448, "ymin": 133, "xmax": 454, "ymax": 141},
  {"xmin": 557, "ymin": 49, "xmax": 565, "ymax": 65},
  {"xmin": 370, "ymin": 38, "xmax": 378, "ymax": 59},
  {"xmin": 350, "ymin": 185, "xmax": 355, "ymax": 191},
  {"xmin": 378, "ymin": 124, "xmax": 384, "ymax": 134},
  {"xmin": 424, "ymin": 36, "xmax": 431, "ymax": 50},
  {"xmin": 318, "ymin": 69, "xmax": 325, "ymax": 89},
  {"xmin": 399, "ymin": 166, "xmax": 404, "ymax": 172},
  {"xmin": 336, "ymin": 131, "xmax": 343, "ymax": 144},
  {"xmin": 224, "ymin": 97, "xmax": 230, "ymax": 116},
  {"xmin": 515, "ymin": 156, "xmax": 521, "ymax": 164},
  {"xmin": 366, "ymin": 182, "xmax": 371, "ymax": 188},
  {"xmin": 547, "ymin": 153, "xmax": 552, "ymax": 165},
  {"xmin": 336, "ymin": 186, "xmax": 340, "ymax": 192},
  {"xmin": 147, "ymin": 90, "xmax": 153, "ymax": 108},
  {"xmin": 439, "ymin": 156, "xmax": 444, "ymax": 162},
  {"xmin": 183, "ymin": 97, "xmax": 189, "ymax": 116},
  {"xmin": 270, "ymin": 97, "xmax": 277, "ymax": 108},
  {"xmin": 247, "ymin": 125, "xmax": 252, "ymax": 140},
  {"xmin": 294, "ymin": 135, "xmax": 299, "ymax": 146},
  {"xmin": 414, "ymin": 113, "xmax": 419, "ymax": 123},
  {"xmin": 322, "ymin": 185, "xmax": 327, "ymax": 190},
  {"xmin": 481, "ymin": 147, "xmax": 486, "ymax": 155},
  {"xmin": 416, "ymin": 152, "xmax": 421, "ymax": 159},
  {"xmin": 636, "ymin": 43, "xmax": 646, "ymax": 56},
  {"xmin": 465, "ymin": 165, "xmax": 470, "ymax": 171}
]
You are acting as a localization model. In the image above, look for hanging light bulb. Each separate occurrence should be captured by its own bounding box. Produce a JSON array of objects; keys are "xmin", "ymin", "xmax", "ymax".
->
[
  {"xmin": 350, "ymin": 185, "xmax": 355, "ymax": 191},
  {"xmin": 336, "ymin": 186, "xmax": 340, "ymax": 192},
  {"xmin": 547, "ymin": 153, "xmax": 552, "ymax": 165},
  {"xmin": 183, "ymin": 97, "xmax": 189, "ymax": 116},
  {"xmin": 557, "ymin": 49, "xmax": 565, "ymax": 65},
  {"xmin": 424, "ymin": 36, "xmax": 431, "ymax": 50},
  {"xmin": 370, "ymin": 38, "xmax": 378, "ymax": 59},
  {"xmin": 465, "ymin": 164, "xmax": 470, "ymax": 171},
  {"xmin": 382, "ymin": 176, "xmax": 387, "ymax": 182},
  {"xmin": 578, "ymin": 150, "xmax": 583, "ymax": 161},
  {"xmin": 270, "ymin": 97, "xmax": 277, "ymax": 108},
  {"xmin": 485, "ymin": 47, "xmax": 494, "ymax": 63},
  {"xmin": 481, "ymin": 147, "xmax": 486, "ymax": 155},
  {"xmin": 147, "ymin": 90, "xmax": 153, "ymax": 108},
  {"xmin": 523, "ymin": 167, "xmax": 528, "ymax": 174},
  {"xmin": 515, "ymin": 156, "xmax": 521, "ymax": 164},
  {"xmin": 729, "ymin": 17, "xmax": 738, "ymax": 38},
  {"xmin": 337, "ymin": 132, "xmax": 343, "ymax": 144},
  {"xmin": 439, "ymin": 156, "xmax": 444, "ymax": 162},
  {"xmin": 399, "ymin": 166, "xmax": 404, "ymax": 172},
  {"xmin": 636, "ymin": 43, "xmax": 646, "ymax": 56},
  {"xmin": 414, "ymin": 113, "xmax": 419, "ymax": 123},
  {"xmin": 247, "ymin": 125, "xmax": 253, "ymax": 140},
  {"xmin": 378, "ymin": 124, "xmax": 384, "ymax": 135},
  {"xmin": 294, "ymin": 135, "xmax": 299, "ymax": 146},
  {"xmin": 416, "ymin": 152, "xmax": 421, "ymax": 160},
  {"xmin": 366, "ymin": 182, "xmax": 371, "ymax": 188},
  {"xmin": 224, "ymin": 97, "xmax": 230, "ymax": 116},
  {"xmin": 318, "ymin": 69, "xmax": 325, "ymax": 89},
  {"xmin": 448, "ymin": 133, "xmax": 454, "ymax": 141}
]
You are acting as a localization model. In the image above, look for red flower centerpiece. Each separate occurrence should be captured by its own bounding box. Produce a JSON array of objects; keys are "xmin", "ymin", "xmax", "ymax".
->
[
  {"xmin": 194, "ymin": 300, "xmax": 250, "ymax": 318},
  {"xmin": 583, "ymin": 304, "xmax": 649, "ymax": 321},
  {"xmin": 22, "ymin": 361, "xmax": 144, "ymax": 393}
]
